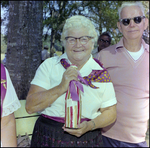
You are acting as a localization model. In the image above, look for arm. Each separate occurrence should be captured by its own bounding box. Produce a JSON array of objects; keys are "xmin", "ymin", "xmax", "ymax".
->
[
  {"xmin": 26, "ymin": 66, "xmax": 78, "ymax": 114},
  {"xmin": 1, "ymin": 113, "xmax": 17, "ymax": 147},
  {"xmin": 63, "ymin": 104, "xmax": 116, "ymax": 137},
  {"xmin": 25, "ymin": 84, "xmax": 64, "ymax": 114},
  {"xmin": 93, "ymin": 104, "xmax": 117, "ymax": 129}
]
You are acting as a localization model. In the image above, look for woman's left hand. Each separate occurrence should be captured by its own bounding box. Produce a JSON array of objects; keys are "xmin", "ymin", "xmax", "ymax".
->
[{"xmin": 62, "ymin": 121, "xmax": 89, "ymax": 137}]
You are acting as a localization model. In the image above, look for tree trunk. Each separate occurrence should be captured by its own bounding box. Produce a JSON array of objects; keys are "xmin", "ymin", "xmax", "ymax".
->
[
  {"xmin": 6, "ymin": 1, "xmax": 43, "ymax": 100},
  {"xmin": 50, "ymin": 29, "xmax": 55, "ymax": 57}
]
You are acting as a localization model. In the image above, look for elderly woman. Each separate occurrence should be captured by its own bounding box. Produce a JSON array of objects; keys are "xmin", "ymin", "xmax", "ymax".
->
[{"xmin": 26, "ymin": 15, "xmax": 117, "ymax": 147}]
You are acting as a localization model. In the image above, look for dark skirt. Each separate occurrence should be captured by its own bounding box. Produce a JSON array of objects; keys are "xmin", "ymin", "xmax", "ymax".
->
[{"xmin": 31, "ymin": 115, "xmax": 103, "ymax": 147}]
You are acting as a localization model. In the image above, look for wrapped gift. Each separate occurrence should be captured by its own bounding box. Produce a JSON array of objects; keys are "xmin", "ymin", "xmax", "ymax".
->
[
  {"xmin": 64, "ymin": 65, "xmax": 84, "ymax": 128},
  {"xmin": 65, "ymin": 83, "xmax": 82, "ymax": 128}
]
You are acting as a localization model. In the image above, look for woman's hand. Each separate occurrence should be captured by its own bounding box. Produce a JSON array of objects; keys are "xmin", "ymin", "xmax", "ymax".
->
[
  {"xmin": 59, "ymin": 66, "xmax": 78, "ymax": 93},
  {"xmin": 62, "ymin": 121, "xmax": 90, "ymax": 137},
  {"xmin": 26, "ymin": 66, "xmax": 79, "ymax": 114},
  {"xmin": 62, "ymin": 104, "xmax": 117, "ymax": 137}
]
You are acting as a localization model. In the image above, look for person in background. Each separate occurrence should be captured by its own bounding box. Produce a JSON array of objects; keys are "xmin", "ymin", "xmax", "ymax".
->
[
  {"xmin": 26, "ymin": 15, "xmax": 117, "ymax": 147},
  {"xmin": 97, "ymin": 1, "xmax": 149, "ymax": 147},
  {"xmin": 41, "ymin": 45, "xmax": 50, "ymax": 63},
  {"xmin": 53, "ymin": 51, "xmax": 58, "ymax": 57},
  {"xmin": 50, "ymin": 47, "xmax": 58, "ymax": 57},
  {"xmin": 92, "ymin": 32, "xmax": 111, "ymax": 58},
  {"xmin": 1, "ymin": 63, "xmax": 21, "ymax": 147}
]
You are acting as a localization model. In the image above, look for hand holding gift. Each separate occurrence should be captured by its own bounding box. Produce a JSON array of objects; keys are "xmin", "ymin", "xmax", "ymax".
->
[{"xmin": 59, "ymin": 65, "xmax": 78, "ymax": 93}]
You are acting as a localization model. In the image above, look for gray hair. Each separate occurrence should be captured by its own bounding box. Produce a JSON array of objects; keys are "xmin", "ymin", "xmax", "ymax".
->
[
  {"xmin": 61, "ymin": 15, "xmax": 98, "ymax": 47},
  {"xmin": 118, "ymin": 2, "xmax": 145, "ymax": 19}
]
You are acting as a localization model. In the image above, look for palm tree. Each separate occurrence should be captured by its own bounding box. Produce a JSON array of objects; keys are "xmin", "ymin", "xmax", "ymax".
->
[{"xmin": 6, "ymin": 1, "xmax": 43, "ymax": 100}]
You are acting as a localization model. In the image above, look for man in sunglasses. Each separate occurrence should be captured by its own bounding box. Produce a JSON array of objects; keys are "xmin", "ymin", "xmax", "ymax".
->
[
  {"xmin": 97, "ymin": 1, "xmax": 149, "ymax": 147},
  {"xmin": 92, "ymin": 32, "xmax": 111, "ymax": 58}
]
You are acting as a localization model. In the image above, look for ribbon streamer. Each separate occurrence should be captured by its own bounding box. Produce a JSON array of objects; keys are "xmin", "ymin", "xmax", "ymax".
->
[{"xmin": 69, "ymin": 71, "xmax": 88, "ymax": 101}]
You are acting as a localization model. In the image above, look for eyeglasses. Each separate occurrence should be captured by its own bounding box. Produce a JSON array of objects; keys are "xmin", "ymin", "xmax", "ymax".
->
[
  {"xmin": 65, "ymin": 36, "xmax": 94, "ymax": 45},
  {"xmin": 119, "ymin": 16, "xmax": 145, "ymax": 26},
  {"xmin": 99, "ymin": 39, "xmax": 110, "ymax": 44}
]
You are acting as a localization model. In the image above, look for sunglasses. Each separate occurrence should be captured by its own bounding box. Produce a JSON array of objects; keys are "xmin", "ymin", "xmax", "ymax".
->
[
  {"xmin": 119, "ymin": 16, "xmax": 145, "ymax": 26},
  {"xmin": 99, "ymin": 39, "xmax": 110, "ymax": 44}
]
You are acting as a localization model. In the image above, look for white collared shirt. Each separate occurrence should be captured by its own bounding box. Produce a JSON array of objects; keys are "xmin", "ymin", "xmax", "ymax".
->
[{"xmin": 31, "ymin": 53, "xmax": 117, "ymax": 119}]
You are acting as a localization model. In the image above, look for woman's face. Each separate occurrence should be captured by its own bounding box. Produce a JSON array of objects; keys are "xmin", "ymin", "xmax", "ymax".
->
[{"xmin": 65, "ymin": 27, "xmax": 94, "ymax": 67}]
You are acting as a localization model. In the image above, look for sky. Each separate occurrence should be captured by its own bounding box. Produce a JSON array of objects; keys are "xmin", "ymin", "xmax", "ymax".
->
[{"xmin": 1, "ymin": 6, "xmax": 8, "ymax": 35}]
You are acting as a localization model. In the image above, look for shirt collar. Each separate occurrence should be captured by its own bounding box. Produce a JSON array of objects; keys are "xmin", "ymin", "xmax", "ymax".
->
[
  {"xmin": 116, "ymin": 37, "xmax": 124, "ymax": 50},
  {"xmin": 56, "ymin": 52, "xmax": 71, "ymax": 64},
  {"xmin": 79, "ymin": 55, "xmax": 103, "ymax": 77},
  {"xmin": 115, "ymin": 37, "xmax": 149, "ymax": 53},
  {"xmin": 57, "ymin": 52, "xmax": 103, "ymax": 76}
]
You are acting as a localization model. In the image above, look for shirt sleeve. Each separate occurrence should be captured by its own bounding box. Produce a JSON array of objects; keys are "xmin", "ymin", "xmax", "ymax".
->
[
  {"xmin": 31, "ymin": 59, "xmax": 51, "ymax": 89},
  {"xmin": 100, "ymin": 82, "xmax": 117, "ymax": 108},
  {"xmin": 2, "ymin": 68, "xmax": 21, "ymax": 117}
]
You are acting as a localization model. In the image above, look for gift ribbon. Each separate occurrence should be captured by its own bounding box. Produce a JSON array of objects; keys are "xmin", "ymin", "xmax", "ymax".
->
[
  {"xmin": 69, "ymin": 67, "xmax": 88, "ymax": 101},
  {"xmin": 69, "ymin": 80, "xmax": 83, "ymax": 101}
]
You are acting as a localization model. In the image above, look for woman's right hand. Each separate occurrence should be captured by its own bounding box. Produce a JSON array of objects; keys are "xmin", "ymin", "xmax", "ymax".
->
[{"xmin": 59, "ymin": 66, "xmax": 78, "ymax": 93}]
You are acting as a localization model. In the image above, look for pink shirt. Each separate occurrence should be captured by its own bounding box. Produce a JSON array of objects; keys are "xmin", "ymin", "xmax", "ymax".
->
[{"xmin": 97, "ymin": 38, "xmax": 149, "ymax": 143}]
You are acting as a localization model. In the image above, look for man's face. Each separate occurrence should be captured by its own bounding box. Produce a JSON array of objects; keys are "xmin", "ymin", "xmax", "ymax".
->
[
  {"xmin": 117, "ymin": 6, "xmax": 148, "ymax": 41},
  {"xmin": 98, "ymin": 35, "xmax": 110, "ymax": 52}
]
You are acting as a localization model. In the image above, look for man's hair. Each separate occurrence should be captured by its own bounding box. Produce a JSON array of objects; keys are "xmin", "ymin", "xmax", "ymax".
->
[
  {"xmin": 118, "ymin": 2, "xmax": 145, "ymax": 19},
  {"xmin": 98, "ymin": 32, "xmax": 112, "ymax": 44}
]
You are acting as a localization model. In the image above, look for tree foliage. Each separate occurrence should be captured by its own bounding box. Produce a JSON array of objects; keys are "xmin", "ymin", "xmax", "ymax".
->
[
  {"xmin": 2, "ymin": 1, "xmax": 149, "ymax": 49},
  {"xmin": 1, "ymin": 34, "xmax": 7, "ymax": 53},
  {"xmin": 42, "ymin": 1, "xmax": 88, "ymax": 56},
  {"xmin": 81, "ymin": 1, "xmax": 124, "ymax": 44},
  {"xmin": 0, "ymin": 1, "xmax": 9, "ymax": 7}
]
